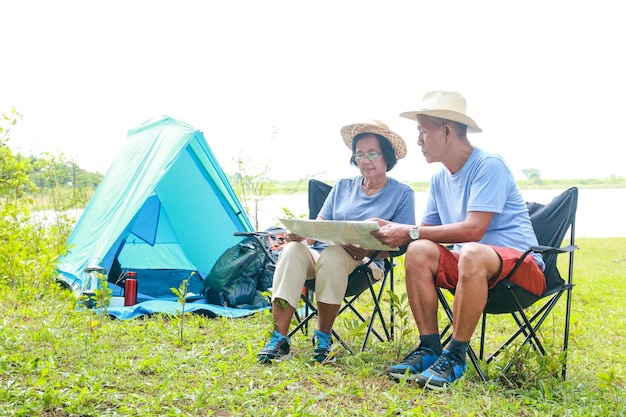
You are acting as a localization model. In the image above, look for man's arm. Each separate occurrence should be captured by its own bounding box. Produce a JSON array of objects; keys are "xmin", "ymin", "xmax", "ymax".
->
[{"xmin": 371, "ymin": 211, "xmax": 495, "ymax": 248}]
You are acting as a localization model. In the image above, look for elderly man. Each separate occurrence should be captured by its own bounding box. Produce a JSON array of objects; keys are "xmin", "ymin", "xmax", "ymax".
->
[{"xmin": 372, "ymin": 91, "xmax": 545, "ymax": 389}]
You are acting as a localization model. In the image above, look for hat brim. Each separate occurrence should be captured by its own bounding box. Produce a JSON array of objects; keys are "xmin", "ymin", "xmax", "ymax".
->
[
  {"xmin": 340, "ymin": 123, "xmax": 407, "ymax": 159},
  {"xmin": 400, "ymin": 110, "xmax": 482, "ymax": 133}
]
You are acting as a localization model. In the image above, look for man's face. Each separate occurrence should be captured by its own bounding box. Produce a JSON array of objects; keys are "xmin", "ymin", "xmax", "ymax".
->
[{"xmin": 416, "ymin": 115, "xmax": 446, "ymax": 164}]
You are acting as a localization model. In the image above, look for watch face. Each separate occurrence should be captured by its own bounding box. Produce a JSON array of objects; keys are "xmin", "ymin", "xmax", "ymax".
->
[{"xmin": 409, "ymin": 227, "xmax": 420, "ymax": 240}]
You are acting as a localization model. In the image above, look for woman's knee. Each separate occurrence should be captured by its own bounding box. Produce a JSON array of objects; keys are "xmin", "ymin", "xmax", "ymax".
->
[
  {"xmin": 316, "ymin": 245, "xmax": 352, "ymax": 273},
  {"xmin": 279, "ymin": 241, "xmax": 310, "ymax": 258},
  {"xmin": 318, "ymin": 245, "xmax": 349, "ymax": 260}
]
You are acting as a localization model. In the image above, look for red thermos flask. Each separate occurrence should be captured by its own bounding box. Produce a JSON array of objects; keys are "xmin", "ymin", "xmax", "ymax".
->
[{"xmin": 124, "ymin": 271, "xmax": 138, "ymax": 306}]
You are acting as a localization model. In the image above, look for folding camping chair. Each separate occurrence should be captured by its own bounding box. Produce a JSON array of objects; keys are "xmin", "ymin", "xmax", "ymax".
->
[
  {"xmin": 288, "ymin": 179, "xmax": 397, "ymax": 353},
  {"xmin": 437, "ymin": 187, "xmax": 579, "ymax": 381}
]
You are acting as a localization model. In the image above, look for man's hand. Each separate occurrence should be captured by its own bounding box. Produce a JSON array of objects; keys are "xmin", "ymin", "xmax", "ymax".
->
[{"xmin": 370, "ymin": 218, "xmax": 412, "ymax": 248}]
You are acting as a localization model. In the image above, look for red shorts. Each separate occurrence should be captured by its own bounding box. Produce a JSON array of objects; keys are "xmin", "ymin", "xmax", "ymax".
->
[{"xmin": 436, "ymin": 245, "xmax": 546, "ymax": 297}]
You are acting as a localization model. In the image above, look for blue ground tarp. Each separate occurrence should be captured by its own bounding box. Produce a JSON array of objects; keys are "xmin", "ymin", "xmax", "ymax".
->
[{"xmin": 105, "ymin": 299, "xmax": 268, "ymax": 320}]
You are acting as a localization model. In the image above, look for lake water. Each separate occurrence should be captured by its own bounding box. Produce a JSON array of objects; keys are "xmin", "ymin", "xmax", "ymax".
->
[
  {"xmin": 37, "ymin": 188, "xmax": 626, "ymax": 239},
  {"xmin": 255, "ymin": 188, "xmax": 626, "ymax": 239}
]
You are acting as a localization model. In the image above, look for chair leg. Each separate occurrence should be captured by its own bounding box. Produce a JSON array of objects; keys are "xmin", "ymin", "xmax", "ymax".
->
[
  {"xmin": 372, "ymin": 275, "xmax": 392, "ymax": 341},
  {"xmin": 438, "ymin": 286, "xmax": 573, "ymax": 381},
  {"xmin": 389, "ymin": 266, "xmax": 395, "ymax": 340},
  {"xmin": 288, "ymin": 293, "xmax": 317, "ymax": 338},
  {"xmin": 562, "ymin": 288, "xmax": 573, "ymax": 379},
  {"xmin": 479, "ymin": 312, "xmax": 487, "ymax": 361},
  {"xmin": 341, "ymin": 296, "xmax": 386, "ymax": 343},
  {"xmin": 361, "ymin": 275, "xmax": 392, "ymax": 350},
  {"xmin": 562, "ymin": 253, "xmax": 575, "ymax": 379},
  {"xmin": 437, "ymin": 287, "xmax": 454, "ymax": 346},
  {"xmin": 290, "ymin": 265, "xmax": 399, "ymax": 354},
  {"xmin": 289, "ymin": 291, "xmax": 372, "ymax": 355},
  {"xmin": 331, "ymin": 329, "xmax": 354, "ymax": 355},
  {"xmin": 495, "ymin": 293, "xmax": 561, "ymax": 363},
  {"xmin": 484, "ymin": 290, "xmax": 570, "ymax": 381}
]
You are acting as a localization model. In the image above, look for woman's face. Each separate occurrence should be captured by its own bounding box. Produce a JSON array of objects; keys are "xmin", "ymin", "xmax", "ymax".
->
[{"xmin": 353, "ymin": 134, "xmax": 387, "ymax": 178}]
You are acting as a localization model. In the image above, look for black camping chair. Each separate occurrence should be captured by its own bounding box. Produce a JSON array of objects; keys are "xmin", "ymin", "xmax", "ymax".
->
[
  {"xmin": 288, "ymin": 179, "xmax": 397, "ymax": 353},
  {"xmin": 437, "ymin": 187, "xmax": 579, "ymax": 381}
]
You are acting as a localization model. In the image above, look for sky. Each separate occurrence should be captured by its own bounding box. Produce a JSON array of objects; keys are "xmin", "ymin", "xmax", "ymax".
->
[{"xmin": 2, "ymin": 1, "xmax": 625, "ymax": 183}]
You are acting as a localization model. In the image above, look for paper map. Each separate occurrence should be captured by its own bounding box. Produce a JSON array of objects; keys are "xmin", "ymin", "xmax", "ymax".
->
[{"xmin": 279, "ymin": 218, "xmax": 399, "ymax": 251}]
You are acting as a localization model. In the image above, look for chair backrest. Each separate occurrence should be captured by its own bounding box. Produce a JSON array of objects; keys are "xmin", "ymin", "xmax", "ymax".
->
[
  {"xmin": 527, "ymin": 187, "xmax": 578, "ymax": 291},
  {"xmin": 308, "ymin": 179, "xmax": 332, "ymax": 219}
]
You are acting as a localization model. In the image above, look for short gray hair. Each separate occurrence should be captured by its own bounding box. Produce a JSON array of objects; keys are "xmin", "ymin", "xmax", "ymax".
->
[{"xmin": 424, "ymin": 115, "xmax": 467, "ymax": 137}]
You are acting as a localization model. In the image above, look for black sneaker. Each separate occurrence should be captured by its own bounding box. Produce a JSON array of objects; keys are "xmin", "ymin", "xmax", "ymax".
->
[
  {"xmin": 258, "ymin": 330, "xmax": 292, "ymax": 364},
  {"xmin": 416, "ymin": 349, "xmax": 467, "ymax": 390},
  {"xmin": 312, "ymin": 330, "xmax": 335, "ymax": 363},
  {"xmin": 384, "ymin": 347, "xmax": 439, "ymax": 381}
]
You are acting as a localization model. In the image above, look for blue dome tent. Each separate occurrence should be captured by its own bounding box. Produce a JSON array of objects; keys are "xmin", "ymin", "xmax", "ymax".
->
[{"xmin": 56, "ymin": 116, "xmax": 260, "ymax": 318}]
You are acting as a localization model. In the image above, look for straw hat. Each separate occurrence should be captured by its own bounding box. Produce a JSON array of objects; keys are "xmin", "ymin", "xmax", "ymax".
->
[
  {"xmin": 340, "ymin": 120, "xmax": 407, "ymax": 159},
  {"xmin": 400, "ymin": 90, "xmax": 482, "ymax": 133}
]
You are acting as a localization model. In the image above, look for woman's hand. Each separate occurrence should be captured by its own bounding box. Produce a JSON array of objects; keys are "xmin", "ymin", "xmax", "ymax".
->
[
  {"xmin": 343, "ymin": 244, "xmax": 368, "ymax": 261},
  {"xmin": 284, "ymin": 230, "xmax": 305, "ymax": 243}
]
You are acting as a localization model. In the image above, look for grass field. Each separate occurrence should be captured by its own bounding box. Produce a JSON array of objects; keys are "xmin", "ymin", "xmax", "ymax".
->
[{"xmin": 0, "ymin": 237, "xmax": 625, "ymax": 416}]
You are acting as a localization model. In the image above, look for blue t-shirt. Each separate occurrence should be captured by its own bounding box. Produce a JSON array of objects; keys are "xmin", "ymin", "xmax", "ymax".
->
[
  {"xmin": 316, "ymin": 176, "xmax": 416, "ymax": 270},
  {"xmin": 423, "ymin": 148, "xmax": 544, "ymax": 270}
]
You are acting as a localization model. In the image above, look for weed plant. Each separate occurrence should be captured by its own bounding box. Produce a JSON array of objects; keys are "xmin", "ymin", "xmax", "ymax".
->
[{"xmin": 0, "ymin": 237, "xmax": 625, "ymax": 416}]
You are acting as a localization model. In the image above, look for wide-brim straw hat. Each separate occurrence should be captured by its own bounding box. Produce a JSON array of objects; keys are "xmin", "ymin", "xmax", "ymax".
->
[
  {"xmin": 340, "ymin": 120, "xmax": 407, "ymax": 159},
  {"xmin": 400, "ymin": 90, "xmax": 482, "ymax": 133}
]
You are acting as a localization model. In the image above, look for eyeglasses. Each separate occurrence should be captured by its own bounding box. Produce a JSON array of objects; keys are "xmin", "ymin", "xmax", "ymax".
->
[{"xmin": 353, "ymin": 151, "xmax": 382, "ymax": 163}]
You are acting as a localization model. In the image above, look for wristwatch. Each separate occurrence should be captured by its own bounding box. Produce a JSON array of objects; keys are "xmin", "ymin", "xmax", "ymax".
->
[{"xmin": 409, "ymin": 226, "xmax": 420, "ymax": 240}]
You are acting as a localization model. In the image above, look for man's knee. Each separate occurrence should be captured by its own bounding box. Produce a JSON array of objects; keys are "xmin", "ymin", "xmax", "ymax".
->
[
  {"xmin": 405, "ymin": 240, "xmax": 440, "ymax": 275},
  {"xmin": 458, "ymin": 243, "xmax": 500, "ymax": 278},
  {"xmin": 458, "ymin": 242, "xmax": 485, "ymax": 259}
]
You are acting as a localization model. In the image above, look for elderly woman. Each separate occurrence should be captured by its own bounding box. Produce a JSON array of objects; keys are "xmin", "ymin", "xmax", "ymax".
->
[{"xmin": 258, "ymin": 120, "xmax": 416, "ymax": 364}]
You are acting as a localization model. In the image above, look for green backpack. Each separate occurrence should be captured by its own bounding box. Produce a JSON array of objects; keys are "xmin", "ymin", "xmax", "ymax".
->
[{"xmin": 202, "ymin": 237, "xmax": 269, "ymax": 307}]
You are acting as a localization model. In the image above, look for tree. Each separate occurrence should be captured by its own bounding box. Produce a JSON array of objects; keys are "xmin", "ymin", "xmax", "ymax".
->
[
  {"xmin": 231, "ymin": 154, "xmax": 276, "ymax": 230},
  {"xmin": 228, "ymin": 125, "xmax": 280, "ymax": 230},
  {"xmin": 522, "ymin": 167, "xmax": 543, "ymax": 184},
  {"xmin": 0, "ymin": 108, "xmax": 36, "ymax": 205},
  {"xmin": 0, "ymin": 108, "xmax": 73, "ymax": 294}
]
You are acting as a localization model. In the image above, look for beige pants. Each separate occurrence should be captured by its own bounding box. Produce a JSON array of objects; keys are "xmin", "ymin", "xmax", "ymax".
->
[{"xmin": 271, "ymin": 242, "xmax": 383, "ymax": 309}]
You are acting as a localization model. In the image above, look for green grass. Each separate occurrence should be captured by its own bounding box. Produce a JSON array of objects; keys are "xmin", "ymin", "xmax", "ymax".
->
[{"xmin": 1, "ymin": 238, "xmax": 625, "ymax": 416}]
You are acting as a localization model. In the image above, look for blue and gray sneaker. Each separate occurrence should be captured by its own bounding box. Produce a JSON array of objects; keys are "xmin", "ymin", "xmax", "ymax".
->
[
  {"xmin": 416, "ymin": 349, "xmax": 467, "ymax": 390},
  {"xmin": 312, "ymin": 330, "xmax": 335, "ymax": 363},
  {"xmin": 258, "ymin": 330, "xmax": 292, "ymax": 364},
  {"xmin": 384, "ymin": 347, "xmax": 440, "ymax": 381}
]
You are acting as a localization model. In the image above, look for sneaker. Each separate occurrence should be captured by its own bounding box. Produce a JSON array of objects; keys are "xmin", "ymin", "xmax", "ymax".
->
[
  {"xmin": 416, "ymin": 349, "xmax": 467, "ymax": 390},
  {"xmin": 258, "ymin": 330, "xmax": 292, "ymax": 363},
  {"xmin": 312, "ymin": 330, "xmax": 335, "ymax": 363},
  {"xmin": 384, "ymin": 347, "xmax": 439, "ymax": 381}
]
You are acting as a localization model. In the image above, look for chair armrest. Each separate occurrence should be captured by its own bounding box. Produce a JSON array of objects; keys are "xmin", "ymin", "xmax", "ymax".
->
[
  {"xmin": 388, "ymin": 244, "xmax": 409, "ymax": 257},
  {"xmin": 529, "ymin": 244, "xmax": 579, "ymax": 256}
]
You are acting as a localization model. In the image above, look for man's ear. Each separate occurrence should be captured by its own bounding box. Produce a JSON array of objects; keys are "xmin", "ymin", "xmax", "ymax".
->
[{"xmin": 442, "ymin": 123, "xmax": 453, "ymax": 143}]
